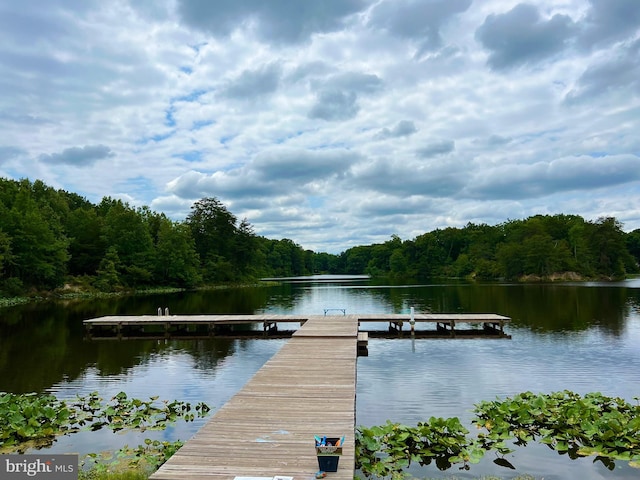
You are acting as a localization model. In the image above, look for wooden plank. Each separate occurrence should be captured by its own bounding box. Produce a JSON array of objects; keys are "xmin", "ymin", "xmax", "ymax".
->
[
  {"xmin": 85, "ymin": 313, "xmax": 511, "ymax": 327},
  {"xmin": 88, "ymin": 311, "xmax": 510, "ymax": 478},
  {"xmin": 84, "ymin": 313, "xmax": 510, "ymax": 340},
  {"xmin": 150, "ymin": 316, "xmax": 358, "ymax": 480}
]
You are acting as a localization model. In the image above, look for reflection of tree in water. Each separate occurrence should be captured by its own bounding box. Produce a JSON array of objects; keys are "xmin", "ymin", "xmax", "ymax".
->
[
  {"xmin": 472, "ymin": 284, "xmax": 630, "ymax": 334},
  {"xmin": 627, "ymin": 289, "xmax": 640, "ymax": 315},
  {"xmin": 169, "ymin": 338, "xmax": 237, "ymax": 371},
  {"xmin": 318, "ymin": 280, "xmax": 634, "ymax": 335},
  {"xmin": 260, "ymin": 282, "xmax": 305, "ymax": 312},
  {"xmin": 0, "ymin": 286, "xmax": 273, "ymax": 392},
  {"xmin": 1, "ymin": 282, "xmax": 638, "ymax": 392}
]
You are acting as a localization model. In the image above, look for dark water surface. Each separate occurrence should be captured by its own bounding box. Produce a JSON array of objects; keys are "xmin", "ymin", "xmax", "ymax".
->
[{"xmin": 1, "ymin": 277, "xmax": 640, "ymax": 479}]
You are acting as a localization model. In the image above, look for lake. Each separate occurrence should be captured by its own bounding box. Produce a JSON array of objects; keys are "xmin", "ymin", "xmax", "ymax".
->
[{"xmin": 1, "ymin": 276, "xmax": 639, "ymax": 479}]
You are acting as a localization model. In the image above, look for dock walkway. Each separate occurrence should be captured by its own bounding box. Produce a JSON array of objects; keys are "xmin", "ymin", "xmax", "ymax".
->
[
  {"xmin": 150, "ymin": 315, "xmax": 358, "ymax": 480},
  {"xmin": 85, "ymin": 312, "xmax": 511, "ymax": 479},
  {"xmin": 84, "ymin": 313, "xmax": 511, "ymax": 340}
]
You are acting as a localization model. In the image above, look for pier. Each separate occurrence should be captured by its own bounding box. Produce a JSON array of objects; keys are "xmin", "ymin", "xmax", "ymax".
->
[
  {"xmin": 83, "ymin": 312, "xmax": 511, "ymax": 479},
  {"xmin": 83, "ymin": 312, "xmax": 511, "ymax": 340},
  {"xmin": 150, "ymin": 315, "xmax": 358, "ymax": 480}
]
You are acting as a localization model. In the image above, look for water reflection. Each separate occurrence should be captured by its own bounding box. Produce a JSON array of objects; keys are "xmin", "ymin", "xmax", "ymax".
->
[
  {"xmin": 1, "ymin": 281, "xmax": 637, "ymax": 392},
  {"xmin": 1, "ymin": 279, "xmax": 639, "ymax": 479}
]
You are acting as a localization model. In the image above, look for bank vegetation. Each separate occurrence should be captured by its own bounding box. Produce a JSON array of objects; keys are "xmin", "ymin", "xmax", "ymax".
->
[{"xmin": 1, "ymin": 178, "xmax": 639, "ymax": 298}]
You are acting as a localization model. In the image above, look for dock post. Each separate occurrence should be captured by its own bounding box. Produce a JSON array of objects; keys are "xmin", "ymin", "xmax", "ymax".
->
[{"xmin": 410, "ymin": 307, "xmax": 415, "ymax": 333}]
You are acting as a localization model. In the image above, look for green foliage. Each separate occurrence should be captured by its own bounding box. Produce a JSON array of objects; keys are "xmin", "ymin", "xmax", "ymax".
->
[
  {"xmin": 342, "ymin": 214, "xmax": 637, "ymax": 280},
  {"xmin": 473, "ymin": 391, "xmax": 640, "ymax": 470},
  {"xmin": 1, "ymin": 182, "xmax": 69, "ymax": 288},
  {"xmin": 356, "ymin": 391, "xmax": 640, "ymax": 478},
  {"xmin": 79, "ymin": 469, "xmax": 149, "ymax": 480},
  {"xmin": 94, "ymin": 247, "xmax": 122, "ymax": 292},
  {"xmin": 0, "ymin": 391, "xmax": 205, "ymax": 480},
  {"xmin": 82, "ymin": 439, "xmax": 185, "ymax": 476},
  {"xmin": 154, "ymin": 220, "xmax": 201, "ymax": 287},
  {"xmin": 66, "ymin": 207, "xmax": 107, "ymax": 276},
  {"xmin": 0, "ymin": 391, "xmax": 211, "ymax": 451},
  {"xmin": 2, "ymin": 177, "xmax": 638, "ymax": 295},
  {"xmin": 356, "ymin": 417, "xmax": 477, "ymax": 478},
  {"xmin": 0, "ymin": 392, "xmax": 74, "ymax": 449},
  {"xmin": 627, "ymin": 229, "xmax": 640, "ymax": 266}
]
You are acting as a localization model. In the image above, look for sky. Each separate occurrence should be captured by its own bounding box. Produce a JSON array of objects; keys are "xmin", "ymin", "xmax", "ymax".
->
[{"xmin": 1, "ymin": 0, "xmax": 639, "ymax": 253}]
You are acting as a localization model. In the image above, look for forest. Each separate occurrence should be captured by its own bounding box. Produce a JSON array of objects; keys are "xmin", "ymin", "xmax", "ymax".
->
[{"xmin": 1, "ymin": 177, "xmax": 639, "ymax": 296}]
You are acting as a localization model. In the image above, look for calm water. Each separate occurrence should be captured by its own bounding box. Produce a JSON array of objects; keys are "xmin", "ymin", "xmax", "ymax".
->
[{"xmin": 1, "ymin": 277, "xmax": 640, "ymax": 479}]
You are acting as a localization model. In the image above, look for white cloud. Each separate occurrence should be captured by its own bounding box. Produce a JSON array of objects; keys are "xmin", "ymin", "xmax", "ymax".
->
[{"xmin": 1, "ymin": 0, "xmax": 639, "ymax": 253}]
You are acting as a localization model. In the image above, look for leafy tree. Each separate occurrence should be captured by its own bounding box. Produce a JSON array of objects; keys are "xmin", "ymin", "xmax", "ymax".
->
[
  {"xmin": 0, "ymin": 229, "xmax": 11, "ymax": 278},
  {"xmin": 522, "ymin": 234, "xmax": 562, "ymax": 276},
  {"xmin": 496, "ymin": 242, "xmax": 525, "ymax": 279},
  {"xmin": 436, "ymin": 227, "xmax": 467, "ymax": 263},
  {"xmin": 344, "ymin": 245, "xmax": 371, "ymax": 274},
  {"xmin": 3, "ymin": 185, "xmax": 69, "ymax": 288},
  {"xmin": 263, "ymin": 238, "xmax": 307, "ymax": 277},
  {"xmin": 66, "ymin": 207, "xmax": 106, "ymax": 276},
  {"xmin": 366, "ymin": 235, "xmax": 402, "ymax": 276},
  {"xmin": 234, "ymin": 219, "xmax": 260, "ymax": 278},
  {"xmin": 411, "ymin": 232, "xmax": 448, "ymax": 278},
  {"xmin": 464, "ymin": 222, "xmax": 504, "ymax": 277},
  {"xmin": 626, "ymin": 229, "xmax": 640, "ymax": 268},
  {"xmin": 102, "ymin": 200, "xmax": 154, "ymax": 286},
  {"xmin": 389, "ymin": 249, "xmax": 408, "ymax": 277},
  {"xmin": 313, "ymin": 252, "xmax": 342, "ymax": 273},
  {"xmin": 452, "ymin": 253, "xmax": 474, "ymax": 277},
  {"xmin": 585, "ymin": 217, "xmax": 633, "ymax": 278},
  {"xmin": 568, "ymin": 220, "xmax": 592, "ymax": 275},
  {"xmin": 94, "ymin": 247, "xmax": 121, "ymax": 292},
  {"xmin": 154, "ymin": 220, "xmax": 201, "ymax": 287},
  {"xmin": 187, "ymin": 197, "xmax": 238, "ymax": 265}
]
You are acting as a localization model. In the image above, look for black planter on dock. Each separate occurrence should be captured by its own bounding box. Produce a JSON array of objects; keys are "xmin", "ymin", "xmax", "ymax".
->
[{"xmin": 315, "ymin": 436, "xmax": 343, "ymax": 472}]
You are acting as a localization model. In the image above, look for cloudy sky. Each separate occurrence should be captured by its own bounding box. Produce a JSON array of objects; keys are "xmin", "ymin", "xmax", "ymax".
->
[{"xmin": 1, "ymin": 0, "xmax": 639, "ymax": 253}]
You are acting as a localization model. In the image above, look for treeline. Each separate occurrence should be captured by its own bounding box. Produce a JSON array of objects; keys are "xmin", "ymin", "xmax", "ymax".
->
[
  {"xmin": 0, "ymin": 178, "xmax": 329, "ymax": 295},
  {"xmin": 1, "ymin": 178, "xmax": 640, "ymax": 296},
  {"xmin": 340, "ymin": 215, "xmax": 640, "ymax": 280}
]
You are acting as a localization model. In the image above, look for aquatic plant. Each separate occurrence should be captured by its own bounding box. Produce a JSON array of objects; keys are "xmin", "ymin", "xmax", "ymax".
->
[
  {"xmin": 0, "ymin": 391, "xmax": 210, "ymax": 451},
  {"xmin": 356, "ymin": 390, "xmax": 640, "ymax": 478}
]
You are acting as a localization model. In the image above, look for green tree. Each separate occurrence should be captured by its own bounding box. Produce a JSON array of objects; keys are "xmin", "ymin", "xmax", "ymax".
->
[
  {"xmin": 519, "ymin": 234, "xmax": 572, "ymax": 276},
  {"xmin": 102, "ymin": 200, "xmax": 154, "ymax": 286},
  {"xmin": 344, "ymin": 246, "xmax": 371, "ymax": 274},
  {"xmin": 234, "ymin": 219, "xmax": 260, "ymax": 278},
  {"xmin": 496, "ymin": 242, "xmax": 525, "ymax": 279},
  {"xmin": 0, "ymin": 229, "xmax": 11, "ymax": 277},
  {"xmin": 187, "ymin": 197, "xmax": 238, "ymax": 264},
  {"xmin": 154, "ymin": 220, "xmax": 201, "ymax": 287},
  {"xmin": 389, "ymin": 249, "xmax": 408, "ymax": 276},
  {"xmin": 66, "ymin": 207, "xmax": 106, "ymax": 276},
  {"xmin": 366, "ymin": 235, "xmax": 402, "ymax": 276},
  {"xmin": 586, "ymin": 217, "xmax": 634, "ymax": 278},
  {"xmin": 411, "ymin": 232, "xmax": 447, "ymax": 278},
  {"xmin": 463, "ymin": 222, "xmax": 504, "ymax": 278},
  {"xmin": 3, "ymin": 184, "xmax": 69, "ymax": 288},
  {"xmin": 626, "ymin": 229, "xmax": 640, "ymax": 269},
  {"xmin": 94, "ymin": 247, "xmax": 121, "ymax": 291}
]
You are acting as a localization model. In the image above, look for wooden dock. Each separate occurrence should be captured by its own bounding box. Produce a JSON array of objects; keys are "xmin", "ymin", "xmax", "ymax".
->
[
  {"xmin": 84, "ymin": 312, "xmax": 511, "ymax": 479},
  {"xmin": 150, "ymin": 315, "xmax": 358, "ymax": 480},
  {"xmin": 83, "ymin": 313, "xmax": 511, "ymax": 340}
]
